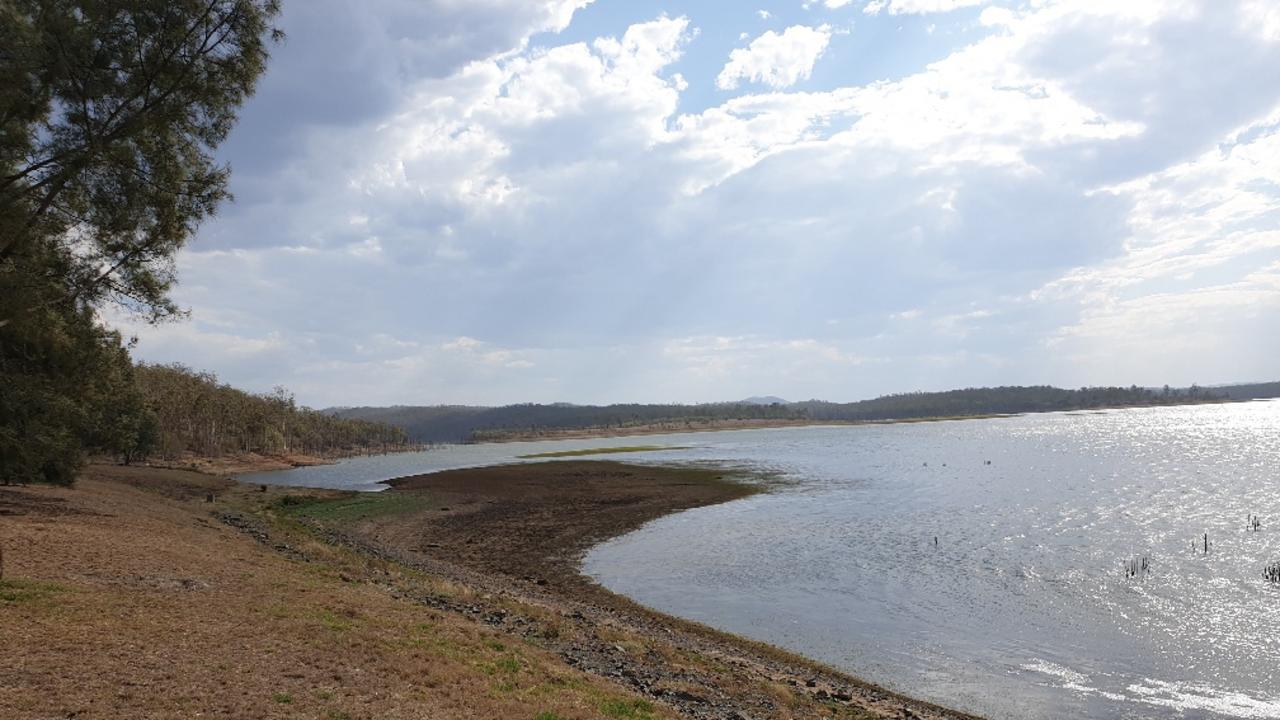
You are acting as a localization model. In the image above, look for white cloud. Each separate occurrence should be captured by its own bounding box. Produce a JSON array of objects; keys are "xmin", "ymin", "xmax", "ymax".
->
[
  {"xmin": 128, "ymin": 1, "xmax": 1280, "ymax": 405},
  {"xmin": 680, "ymin": 18, "xmax": 1146, "ymax": 193},
  {"xmin": 864, "ymin": 0, "xmax": 986, "ymax": 15},
  {"xmin": 1242, "ymin": 0, "xmax": 1280, "ymax": 42},
  {"xmin": 716, "ymin": 25, "xmax": 834, "ymax": 90}
]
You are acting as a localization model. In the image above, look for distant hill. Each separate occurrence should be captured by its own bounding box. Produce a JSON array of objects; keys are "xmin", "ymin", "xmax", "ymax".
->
[
  {"xmin": 333, "ymin": 405, "xmax": 489, "ymax": 444},
  {"xmin": 329, "ymin": 381, "xmax": 1278, "ymax": 444},
  {"xmin": 330, "ymin": 401, "xmax": 801, "ymax": 444},
  {"xmin": 739, "ymin": 396, "xmax": 790, "ymax": 405},
  {"xmin": 1213, "ymin": 381, "xmax": 1280, "ymax": 400}
]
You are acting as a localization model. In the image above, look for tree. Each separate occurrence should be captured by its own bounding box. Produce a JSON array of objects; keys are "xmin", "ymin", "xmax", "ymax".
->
[
  {"xmin": 0, "ymin": 297, "xmax": 155, "ymax": 484},
  {"xmin": 2, "ymin": 0, "xmax": 281, "ymax": 325},
  {"xmin": 0, "ymin": 1, "xmax": 280, "ymax": 484}
]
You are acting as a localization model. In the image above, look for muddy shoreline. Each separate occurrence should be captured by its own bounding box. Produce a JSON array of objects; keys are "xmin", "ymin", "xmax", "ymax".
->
[{"xmin": 293, "ymin": 460, "xmax": 983, "ymax": 720}]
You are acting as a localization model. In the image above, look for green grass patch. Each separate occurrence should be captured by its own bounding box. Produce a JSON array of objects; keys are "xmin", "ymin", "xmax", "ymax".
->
[
  {"xmin": 314, "ymin": 609, "xmax": 354, "ymax": 632},
  {"xmin": 272, "ymin": 693, "xmax": 293, "ymax": 704},
  {"xmin": 517, "ymin": 445, "xmax": 689, "ymax": 459},
  {"xmin": 277, "ymin": 491, "xmax": 434, "ymax": 523},
  {"xmin": 599, "ymin": 698, "xmax": 657, "ymax": 719},
  {"xmin": 0, "ymin": 579, "xmax": 68, "ymax": 607}
]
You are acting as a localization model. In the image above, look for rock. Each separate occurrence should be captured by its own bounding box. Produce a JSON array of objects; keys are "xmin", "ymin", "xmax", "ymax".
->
[
  {"xmin": 665, "ymin": 690, "xmax": 708, "ymax": 704},
  {"xmin": 805, "ymin": 678, "xmax": 817, "ymax": 688}
]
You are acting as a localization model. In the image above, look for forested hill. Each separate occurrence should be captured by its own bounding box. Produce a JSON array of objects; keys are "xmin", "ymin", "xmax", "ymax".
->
[
  {"xmin": 793, "ymin": 384, "xmax": 1221, "ymax": 422},
  {"xmin": 333, "ymin": 382, "xmax": 1276, "ymax": 444},
  {"xmin": 134, "ymin": 364, "xmax": 410, "ymax": 461},
  {"xmin": 1214, "ymin": 381, "xmax": 1280, "ymax": 400},
  {"xmin": 333, "ymin": 402, "xmax": 803, "ymax": 444}
]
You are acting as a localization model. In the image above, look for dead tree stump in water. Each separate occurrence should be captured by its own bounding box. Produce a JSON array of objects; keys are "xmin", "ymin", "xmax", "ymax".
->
[{"xmin": 1265, "ymin": 562, "xmax": 1280, "ymax": 584}]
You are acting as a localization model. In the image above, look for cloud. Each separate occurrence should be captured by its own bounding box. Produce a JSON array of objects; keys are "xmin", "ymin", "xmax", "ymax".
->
[
  {"xmin": 716, "ymin": 24, "xmax": 833, "ymax": 90},
  {"xmin": 1029, "ymin": 104, "xmax": 1280, "ymax": 385},
  {"xmin": 219, "ymin": 0, "xmax": 593, "ymax": 175},
  {"xmin": 863, "ymin": 0, "xmax": 986, "ymax": 15},
  {"xmin": 125, "ymin": 1, "xmax": 1280, "ymax": 406}
]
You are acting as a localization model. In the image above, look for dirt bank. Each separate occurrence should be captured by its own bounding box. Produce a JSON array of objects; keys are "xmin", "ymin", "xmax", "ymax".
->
[
  {"xmin": 377, "ymin": 462, "xmax": 758, "ymax": 597},
  {"xmin": 131, "ymin": 444, "xmax": 428, "ymax": 476}
]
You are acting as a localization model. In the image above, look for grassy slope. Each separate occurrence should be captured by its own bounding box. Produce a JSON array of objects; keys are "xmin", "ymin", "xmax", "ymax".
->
[{"xmin": 0, "ymin": 466, "xmax": 676, "ymax": 720}]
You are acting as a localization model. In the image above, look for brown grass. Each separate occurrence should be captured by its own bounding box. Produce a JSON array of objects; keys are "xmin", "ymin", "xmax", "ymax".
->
[
  {"xmin": 0, "ymin": 462, "xmax": 980, "ymax": 720},
  {"xmin": 0, "ymin": 466, "xmax": 676, "ymax": 719}
]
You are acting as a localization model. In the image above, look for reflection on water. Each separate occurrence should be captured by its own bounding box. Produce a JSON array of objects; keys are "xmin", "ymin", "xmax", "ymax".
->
[
  {"xmin": 247, "ymin": 402, "xmax": 1280, "ymax": 719},
  {"xmin": 581, "ymin": 402, "xmax": 1280, "ymax": 720}
]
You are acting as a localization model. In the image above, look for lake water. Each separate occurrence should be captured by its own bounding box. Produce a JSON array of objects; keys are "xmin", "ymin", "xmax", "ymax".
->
[{"xmin": 246, "ymin": 402, "xmax": 1280, "ymax": 719}]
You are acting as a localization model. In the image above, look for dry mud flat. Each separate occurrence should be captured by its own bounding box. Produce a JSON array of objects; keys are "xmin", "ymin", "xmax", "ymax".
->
[{"xmin": 0, "ymin": 462, "xmax": 981, "ymax": 720}]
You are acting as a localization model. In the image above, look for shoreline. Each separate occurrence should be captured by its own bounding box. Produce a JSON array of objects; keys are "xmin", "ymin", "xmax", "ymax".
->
[
  {"xmin": 468, "ymin": 415, "xmax": 1015, "ymax": 443},
  {"xmin": 2, "ymin": 461, "xmax": 981, "ymax": 719},
  {"xmin": 130, "ymin": 444, "xmax": 429, "ymax": 477},
  {"xmin": 294, "ymin": 460, "xmax": 983, "ymax": 720}
]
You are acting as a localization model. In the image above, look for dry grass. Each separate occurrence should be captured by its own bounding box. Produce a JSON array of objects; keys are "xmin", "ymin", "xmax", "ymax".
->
[
  {"xmin": 0, "ymin": 463, "xmax": 976, "ymax": 720},
  {"xmin": 0, "ymin": 466, "xmax": 676, "ymax": 720}
]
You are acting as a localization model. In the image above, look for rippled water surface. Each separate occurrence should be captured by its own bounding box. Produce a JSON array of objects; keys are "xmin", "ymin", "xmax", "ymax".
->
[{"xmin": 250, "ymin": 402, "xmax": 1280, "ymax": 719}]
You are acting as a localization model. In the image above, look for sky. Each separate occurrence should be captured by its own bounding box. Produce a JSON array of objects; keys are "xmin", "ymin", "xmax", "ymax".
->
[{"xmin": 118, "ymin": 0, "xmax": 1280, "ymax": 408}]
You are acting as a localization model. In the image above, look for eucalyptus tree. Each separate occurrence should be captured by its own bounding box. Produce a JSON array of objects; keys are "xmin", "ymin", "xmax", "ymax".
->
[{"xmin": 1, "ymin": 0, "xmax": 281, "ymax": 483}]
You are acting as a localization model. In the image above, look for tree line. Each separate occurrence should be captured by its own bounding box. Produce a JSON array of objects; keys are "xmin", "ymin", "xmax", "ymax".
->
[
  {"xmin": 793, "ymin": 384, "xmax": 1227, "ymax": 423},
  {"xmin": 334, "ymin": 402, "xmax": 806, "ymax": 444},
  {"xmin": 333, "ymin": 382, "xmax": 1258, "ymax": 444},
  {"xmin": 134, "ymin": 363, "xmax": 409, "ymax": 461},
  {"xmin": 1, "ymin": 356, "xmax": 411, "ymax": 486}
]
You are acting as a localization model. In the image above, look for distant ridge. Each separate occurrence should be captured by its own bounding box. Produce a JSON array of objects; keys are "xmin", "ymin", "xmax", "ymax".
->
[{"xmin": 330, "ymin": 381, "xmax": 1278, "ymax": 445}]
